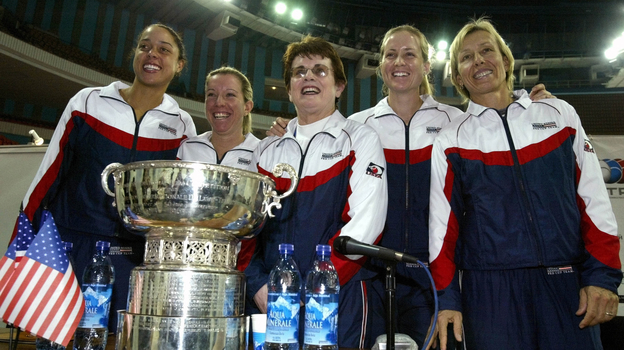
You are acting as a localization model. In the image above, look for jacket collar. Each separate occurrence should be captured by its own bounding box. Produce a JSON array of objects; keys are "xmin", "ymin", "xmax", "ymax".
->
[
  {"xmin": 101, "ymin": 81, "xmax": 182, "ymax": 115},
  {"xmin": 279, "ymin": 109, "xmax": 346, "ymax": 145},
  {"xmin": 373, "ymin": 94, "xmax": 440, "ymax": 118},
  {"xmin": 466, "ymin": 89, "xmax": 532, "ymax": 116},
  {"xmin": 201, "ymin": 131, "xmax": 259, "ymax": 149}
]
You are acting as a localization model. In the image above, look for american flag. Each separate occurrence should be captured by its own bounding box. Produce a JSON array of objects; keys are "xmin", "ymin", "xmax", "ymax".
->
[
  {"xmin": 0, "ymin": 213, "xmax": 84, "ymax": 347},
  {"xmin": 0, "ymin": 212, "xmax": 35, "ymax": 294}
]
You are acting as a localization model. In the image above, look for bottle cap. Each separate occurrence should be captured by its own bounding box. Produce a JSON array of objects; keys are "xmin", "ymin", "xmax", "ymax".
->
[
  {"xmin": 278, "ymin": 243, "xmax": 294, "ymax": 254},
  {"xmin": 63, "ymin": 241, "xmax": 73, "ymax": 252},
  {"xmin": 96, "ymin": 240, "xmax": 111, "ymax": 251},
  {"xmin": 316, "ymin": 244, "xmax": 331, "ymax": 255}
]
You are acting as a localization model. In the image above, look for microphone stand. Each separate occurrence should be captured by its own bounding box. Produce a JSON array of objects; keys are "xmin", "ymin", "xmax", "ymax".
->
[{"xmin": 384, "ymin": 261, "xmax": 397, "ymax": 350}]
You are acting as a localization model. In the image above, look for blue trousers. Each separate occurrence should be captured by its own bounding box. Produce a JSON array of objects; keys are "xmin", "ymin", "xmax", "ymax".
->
[{"xmin": 462, "ymin": 266, "xmax": 602, "ymax": 350}]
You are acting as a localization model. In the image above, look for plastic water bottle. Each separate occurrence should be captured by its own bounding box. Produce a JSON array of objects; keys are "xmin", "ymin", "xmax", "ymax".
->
[
  {"xmin": 303, "ymin": 245, "xmax": 339, "ymax": 350},
  {"xmin": 35, "ymin": 242, "xmax": 75, "ymax": 350},
  {"xmin": 73, "ymin": 241, "xmax": 115, "ymax": 350},
  {"xmin": 264, "ymin": 243, "xmax": 301, "ymax": 350}
]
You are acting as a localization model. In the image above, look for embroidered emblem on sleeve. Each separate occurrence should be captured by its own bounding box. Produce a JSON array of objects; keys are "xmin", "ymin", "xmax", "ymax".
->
[
  {"xmin": 366, "ymin": 162, "xmax": 384, "ymax": 179},
  {"xmin": 584, "ymin": 139, "xmax": 595, "ymax": 153}
]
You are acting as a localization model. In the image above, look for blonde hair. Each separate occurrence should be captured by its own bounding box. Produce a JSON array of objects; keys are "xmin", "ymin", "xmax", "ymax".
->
[
  {"xmin": 377, "ymin": 25, "xmax": 433, "ymax": 96},
  {"xmin": 206, "ymin": 66, "xmax": 253, "ymax": 134},
  {"xmin": 449, "ymin": 17, "xmax": 515, "ymax": 103}
]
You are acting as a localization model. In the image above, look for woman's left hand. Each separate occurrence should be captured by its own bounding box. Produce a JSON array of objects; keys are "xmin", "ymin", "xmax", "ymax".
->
[
  {"xmin": 529, "ymin": 83, "xmax": 556, "ymax": 101},
  {"xmin": 577, "ymin": 285, "xmax": 619, "ymax": 328}
]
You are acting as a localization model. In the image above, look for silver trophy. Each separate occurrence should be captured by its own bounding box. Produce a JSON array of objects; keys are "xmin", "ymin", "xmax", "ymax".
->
[{"xmin": 101, "ymin": 160, "xmax": 297, "ymax": 350}]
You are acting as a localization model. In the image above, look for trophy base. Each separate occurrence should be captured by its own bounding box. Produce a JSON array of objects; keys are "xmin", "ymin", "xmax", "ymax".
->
[
  {"xmin": 115, "ymin": 311, "xmax": 249, "ymax": 350},
  {"xmin": 127, "ymin": 266, "xmax": 246, "ymax": 317}
]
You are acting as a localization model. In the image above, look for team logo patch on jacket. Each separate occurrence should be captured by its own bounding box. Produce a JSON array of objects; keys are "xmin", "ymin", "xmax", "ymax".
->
[
  {"xmin": 426, "ymin": 126, "xmax": 442, "ymax": 134},
  {"xmin": 321, "ymin": 150, "xmax": 343, "ymax": 160},
  {"xmin": 109, "ymin": 246, "xmax": 134, "ymax": 256},
  {"xmin": 238, "ymin": 157, "xmax": 252, "ymax": 166},
  {"xmin": 584, "ymin": 139, "xmax": 595, "ymax": 153},
  {"xmin": 546, "ymin": 266, "xmax": 574, "ymax": 275},
  {"xmin": 532, "ymin": 121, "xmax": 558, "ymax": 130},
  {"xmin": 366, "ymin": 162, "xmax": 384, "ymax": 179},
  {"xmin": 158, "ymin": 123, "xmax": 178, "ymax": 136}
]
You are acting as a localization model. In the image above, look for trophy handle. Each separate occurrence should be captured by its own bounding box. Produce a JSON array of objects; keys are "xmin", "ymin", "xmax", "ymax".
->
[
  {"xmin": 263, "ymin": 163, "xmax": 299, "ymax": 218},
  {"xmin": 101, "ymin": 162, "xmax": 123, "ymax": 197}
]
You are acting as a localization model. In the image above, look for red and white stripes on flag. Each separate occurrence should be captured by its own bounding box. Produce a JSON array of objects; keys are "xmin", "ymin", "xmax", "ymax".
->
[{"xmin": 0, "ymin": 213, "xmax": 84, "ymax": 347}]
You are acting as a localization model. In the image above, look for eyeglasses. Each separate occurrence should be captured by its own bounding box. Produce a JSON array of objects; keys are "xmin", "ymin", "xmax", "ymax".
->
[{"xmin": 291, "ymin": 65, "xmax": 332, "ymax": 79}]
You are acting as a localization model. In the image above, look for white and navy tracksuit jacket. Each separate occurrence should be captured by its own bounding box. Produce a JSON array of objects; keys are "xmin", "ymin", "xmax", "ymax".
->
[
  {"xmin": 429, "ymin": 90, "xmax": 621, "ymax": 322},
  {"xmin": 18, "ymin": 81, "xmax": 196, "ymax": 330},
  {"xmin": 21, "ymin": 81, "xmax": 196, "ymax": 235},
  {"xmin": 177, "ymin": 131, "xmax": 260, "ymax": 271},
  {"xmin": 350, "ymin": 95, "xmax": 463, "ymax": 274},
  {"xmin": 349, "ymin": 95, "xmax": 463, "ymax": 347},
  {"xmin": 245, "ymin": 110, "xmax": 388, "ymax": 347},
  {"xmin": 176, "ymin": 131, "xmax": 259, "ymax": 168}
]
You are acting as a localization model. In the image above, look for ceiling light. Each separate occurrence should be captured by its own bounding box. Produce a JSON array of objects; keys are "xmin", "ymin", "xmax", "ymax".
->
[
  {"xmin": 605, "ymin": 32, "xmax": 624, "ymax": 60},
  {"xmin": 605, "ymin": 47, "xmax": 620, "ymax": 61},
  {"xmin": 437, "ymin": 40, "xmax": 448, "ymax": 51},
  {"xmin": 291, "ymin": 9, "xmax": 303, "ymax": 21},
  {"xmin": 275, "ymin": 2, "xmax": 286, "ymax": 14}
]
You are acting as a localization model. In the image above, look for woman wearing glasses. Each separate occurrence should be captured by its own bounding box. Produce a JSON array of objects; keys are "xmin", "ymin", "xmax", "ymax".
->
[{"xmin": 244, "ymin": 35, "xmax": 388, "ymax": 348}]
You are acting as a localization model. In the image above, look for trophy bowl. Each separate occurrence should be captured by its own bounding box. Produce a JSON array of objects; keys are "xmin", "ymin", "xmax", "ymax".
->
[
  {"xmin": 107, "ymin": 161, "xmax": 298, "ymax": 349},
  {"xmin": 101, "ymin": 160, "xmax": 297, "ymax": 238}
]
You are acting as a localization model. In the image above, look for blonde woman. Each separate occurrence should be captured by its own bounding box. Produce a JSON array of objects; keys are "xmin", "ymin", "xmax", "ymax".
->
[{"xmin": 428, "ymin": 18, "xmax": 621, "ymax": 350}]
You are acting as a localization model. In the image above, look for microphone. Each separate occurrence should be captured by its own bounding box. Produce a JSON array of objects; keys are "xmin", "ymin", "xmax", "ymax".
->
[{"xmin": 333, "ymin": 236, "xmax": 419, "ymax": 264}]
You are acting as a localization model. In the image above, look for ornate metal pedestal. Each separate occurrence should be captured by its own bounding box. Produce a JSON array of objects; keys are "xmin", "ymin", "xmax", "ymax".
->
[{"xmin": 101, "ymin": 161, "xmax": 297, "ymax": 350}]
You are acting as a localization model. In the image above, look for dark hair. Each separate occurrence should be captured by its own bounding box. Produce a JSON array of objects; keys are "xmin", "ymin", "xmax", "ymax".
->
[
  {"xmin": 130, "ymin": 23, "xmax": 187, "ymax": 76},
  {"xmin": 282, "ymin": 35, "xmax": 347, "ymax": 95},
  {"xmin": 206, "ymin": 66, "xmax": 254, "ymax": 134}
]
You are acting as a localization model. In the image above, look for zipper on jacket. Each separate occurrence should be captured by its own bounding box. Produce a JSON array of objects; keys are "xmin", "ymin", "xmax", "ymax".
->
[
  {"xmin": 499, "ymin": 109, "xmax": 543, "ymax": 266},
  {"xmin": 216, "ymin": 147, "xmax": 223, "ymax": 164},
  {"xmin": 283, "ymin": 136, "xmax": 306, "ymax": 244},
  {"xmin": 285, "ymin": 131, "xmax": 334, "ymax": 243},
  {"xmin": 130, "ymin": 111, "xmax": 146, "ymax": 163},
  {"xmin": 403, "ymin": 121, "xmax": 410, "ymax": 253}
]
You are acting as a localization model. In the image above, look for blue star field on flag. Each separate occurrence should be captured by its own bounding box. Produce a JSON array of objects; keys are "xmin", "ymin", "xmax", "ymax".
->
[
  {"xmin": 5, "ymin": 212, "xmax": 35, "ymax": 260},
  {"xmin": 26, "ymin": 216, "xmax": 68, "ymax": 273},
  {"xmin": 0, "ymin": 211, "xmax": 36, "ymax": 293}
]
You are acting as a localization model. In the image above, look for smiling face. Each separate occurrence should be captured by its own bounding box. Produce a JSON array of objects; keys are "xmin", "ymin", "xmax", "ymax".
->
[
  {"xmin": 288, "ymin": 54, "xmax": 345, "ymax": 123},
  {"xmin": 205, "ymin": 73, "xmax": 253, "ymax": 137},
  {"xmin": 132, "ymin": 26, "xmax": 184, "ymax": 89},
  {"xmin": 380, "ymin": 30, "xmax": 430, "ymax": 96},
  {"xmin": 455, "ymin": 30, "xmax": 511, "ymax": 102}
]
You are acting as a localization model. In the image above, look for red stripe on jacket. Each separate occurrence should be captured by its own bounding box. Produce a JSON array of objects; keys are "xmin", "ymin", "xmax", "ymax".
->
[
  {"xmin": 449, "ymin": 128, "xmax": 576, "ymax": 166},
  {"xmin": 384, "ymin": 146, "xmax": 432, "ymax": 165}
]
